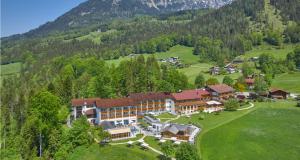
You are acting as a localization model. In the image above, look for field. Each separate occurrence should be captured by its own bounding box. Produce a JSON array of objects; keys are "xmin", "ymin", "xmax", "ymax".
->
[
  {"xmin": 106, "ymin": 45, "xmax": 197, "ymax": 66},
  {"xmin": 0, "ymin": 62, "xmax": 22, "ymax": 76},
  {"xmin": 178, "ymin": 63, "xmax": 242, "ymax": 83},
  {"xmin": 239, "ymin": 43, "xmax": 296, "ymax": 60},
  {"xmin": 272, "ymin": 72, "xmax": 300, "ymax": 93},
  {"xmin": 201, "ymin": 101, "xmax": 300, "ymax": 160},
  {"xmin": 0, "ymin": 62, "xmax": 22, "ymax": 85}
]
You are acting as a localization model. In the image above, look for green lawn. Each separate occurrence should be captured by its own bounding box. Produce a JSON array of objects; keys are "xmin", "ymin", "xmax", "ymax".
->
[
  {"xmin": 67, "ymin": 144, "xmax": 159, "ymax": 160},
  {"xmin": 272, "ymin": 72, "xmax": 300, "ymax": 93},
  {"xmin": 110, "ymin": 134, "xmax": 144, "ymax": 144},
  {"xmin": 156, "ymin": 112, "xmax": 177, "ymax": 119},
  {"xmin": 201, "ymin": 101, "xmax": 300, "ymax": 160}
]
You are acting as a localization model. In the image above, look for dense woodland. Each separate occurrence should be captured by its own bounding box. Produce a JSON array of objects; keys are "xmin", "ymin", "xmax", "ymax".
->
[{"xmin": 1, "ymin": 0, "xmax": 300, "ymax": 159}]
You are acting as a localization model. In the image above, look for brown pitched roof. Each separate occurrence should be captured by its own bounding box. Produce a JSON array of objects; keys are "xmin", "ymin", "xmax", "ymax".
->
[
  {"xmin": 269, "ymin": 88, "xmax": 289, "ymax": 94},
  {"xmin": 129, "ymin": 92, "xmax": 173, "ymax": 101},
  {"xmin": 96, "ymin": 98, "xmax": 135, "ymax": 108},
  {"xmin": 207, "ymin": 84, "xmax": 234, "ymax": 94},
  {"xmin": 71, "ymin": 98, "xmax": 100, "ymax": 106},
  {"xmin": 171, "ymin": 89, "xmax": 210, "ymax": 101}
]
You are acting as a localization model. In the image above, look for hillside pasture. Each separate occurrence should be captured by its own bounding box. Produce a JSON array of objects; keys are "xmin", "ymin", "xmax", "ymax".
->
[
  {"xmin": 178, "ymin": 63, "xmax": 242, "ymax": 83},
  {"xmin": 240, "ymin": 43, "xmax": 296, "ymax": 60},
  {"xmin": 106, "ymin": 45, "xmax": 197, "ymax": 66},
  {"xmin": 272, "ymin": 72, "xmax": 300, "ymax": 93},
  {"xmin": 1, "ymin": 62, "xmax": 22, "ymax": 76}
]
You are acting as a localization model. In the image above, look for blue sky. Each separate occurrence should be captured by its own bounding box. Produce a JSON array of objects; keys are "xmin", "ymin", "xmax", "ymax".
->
[{"xmin": 1, "ymin": 0, "xmax": 86, "ymax": 37}]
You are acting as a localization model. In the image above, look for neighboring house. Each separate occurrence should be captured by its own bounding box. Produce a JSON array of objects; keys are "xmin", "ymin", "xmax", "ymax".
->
[
  {"xmin": 204, "ymin": 101, "xmax": 223, "ymax": 113},
  {"xmin": 224, "ymin": 64, "xmax": 237, "ymax": 74},
  {"xmin": 226, "ymin": 67, "xmax": 236, "ymax": 74},
  {"xmin": 269, "ymin": 89, "xmax": 289, "ymax": 99},
  {"xmin": 161, "ymin": 124, "xmax": 199, "ymax": 143},
  {"xmin": 210, "ymin": 66, "xmax": 220, "ymax": 75},
  {"xmin": 206, "ymin": 84, "xmax": 235, "ymax": 100},
  {"xmin": 245, "ymin": 78, "xmax": 255, "ymax": 89},
  {"xmin": 171, "ymin": 89, "xmax": 211, "ymax": 114}
]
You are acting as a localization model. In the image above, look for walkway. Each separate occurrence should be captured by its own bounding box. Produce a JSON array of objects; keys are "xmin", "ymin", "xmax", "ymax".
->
[
  {"xmin": 110, "ymin": 134, "xmax": 164, "ymax": 155},
  {"xmin": 164, "ymin": 115, "xmax": 180, "ymax": 123},
  {"xmin": 237, "ymin": 102, "xmax": 254, "ymax": 111}
]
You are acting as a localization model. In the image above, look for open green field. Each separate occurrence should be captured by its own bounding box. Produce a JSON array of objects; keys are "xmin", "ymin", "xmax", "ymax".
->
[
  {"xmin": 0, "ymin": 62, "xmax": 22, "ymax": 86},
  {"xmin": 1, "ymin": 62, "xmax": 22, "ymax": 76},
  {"xmin": 107, "ymin": 45, "xmax": 197, "ymax": 66},
  {"xmin": 240, "ymin": 43, "xmax": 296, "ymax": 60},
  {"xmin": 178, "ymin": 63, "xmax": 242, "ymax": 83},
  {"xmin": 201, "ymin": 101, "xmax": 300, "ymax": 160},
  {"xmin": 272, "ymin": 72, "xmax": 300, "ymax": 93},
  {"xmin": 67, "ymin": 144, "xmax": 159, "ymax": 160}
]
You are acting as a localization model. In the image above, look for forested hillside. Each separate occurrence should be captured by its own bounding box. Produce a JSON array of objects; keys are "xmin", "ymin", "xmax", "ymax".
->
[{"xmin": 1, "ymin": 0, "xmax": 300, "ymax": 159}]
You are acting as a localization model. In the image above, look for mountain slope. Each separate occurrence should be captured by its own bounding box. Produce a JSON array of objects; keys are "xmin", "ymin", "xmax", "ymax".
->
[{"xmin": 6, "ymin": 0, "xmax": 232, "ymax": 39}]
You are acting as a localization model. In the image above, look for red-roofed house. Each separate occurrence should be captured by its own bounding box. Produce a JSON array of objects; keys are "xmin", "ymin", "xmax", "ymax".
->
[
  {"xmin": 171, "ymin": 89, "xmax": 211, "ymax": 114},
  {"xmin": 245, "ymin": 78, "xmax": 255, "ymax": 89},
  {"xmin": 206, "ymin": 84, "xmax": 235, "ymax": 100}
]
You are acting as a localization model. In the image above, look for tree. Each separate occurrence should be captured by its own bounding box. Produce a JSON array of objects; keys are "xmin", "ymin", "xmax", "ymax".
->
[
  {"xmin": 224, "ymin": 99, "xmax": 240, "ymax": 111},
  {"xmin": 297, "ymin": 101, "xmax": 300, "ymax": 107},
  {"xmin": 175, "ymin": 143, "xmax": 200, "ymax": 160},
  {"xmin": 194, "ymin": 73, "xmax": 205, "ymax": 88},
  {"xmin": 294, "ymin": 46, "xmax": 300, "ymax": 67},
  {"xmin": 29, "ymin": 91, "xmax": 61, "ymax": 132},
  {"xmin": 254, "ymin": 77, "xmax": 269, "ymax": 93},
  {"xmin": 20, "ymin": 91, "xmax": 62, "ymax": 159},
  {"xmin": 234, "ymin": 82, "xmax": 246, "ymax": 92},
  {"xmin": 251, "ymin": 32, "xmax": 263, "ymax": 45},
  {"xmin": 206, "ymin": 78, "xmax": 219, "ymax": 85},
  {"xmin": 223, "ymin": 76, "xmax": 234, "ymax": 86},
  {"xmin": 67, "ymin": 116, "xmax": 93, "ymax": 148},
  {"xmin": 265, "ymin": 29, "xmax": 283, "ymax": 46},
  {"xmin": 242, "ymin": 62, "xmax": 254, "ymax": 77},
  {"xmin": 161, "ymin": 141, "xmax": 175, "ymax": 159}
]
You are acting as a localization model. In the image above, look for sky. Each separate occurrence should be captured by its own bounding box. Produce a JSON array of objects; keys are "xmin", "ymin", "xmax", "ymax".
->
[{"xmin": 1, "ymin": 0, "xmax": 87, "ymax": 37}]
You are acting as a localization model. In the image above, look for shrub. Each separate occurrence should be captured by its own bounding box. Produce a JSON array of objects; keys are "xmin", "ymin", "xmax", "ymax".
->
[
  {"xmin": 224, "ymin": 99, "xmax": 240, "ymax": 111},
  {"xmin": 297, "ymin": 101, "xmax": 300, "ymax": 107}
]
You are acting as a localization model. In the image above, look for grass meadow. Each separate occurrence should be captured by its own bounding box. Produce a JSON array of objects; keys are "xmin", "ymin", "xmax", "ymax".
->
[{"xmin": 200, "ymin": 101, "xmax": 300, "ymax": 160}]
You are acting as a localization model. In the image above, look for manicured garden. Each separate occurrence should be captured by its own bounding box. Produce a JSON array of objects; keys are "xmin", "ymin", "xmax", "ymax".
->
[{"xmin": 200, "ymin": 101, "xmax": 300, "ymax": 160}]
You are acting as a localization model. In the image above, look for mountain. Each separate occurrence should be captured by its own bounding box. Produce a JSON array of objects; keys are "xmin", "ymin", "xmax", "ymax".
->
[{"xmin": 8, "ymin": 0, "xmax": 232, "ymax": 39}]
